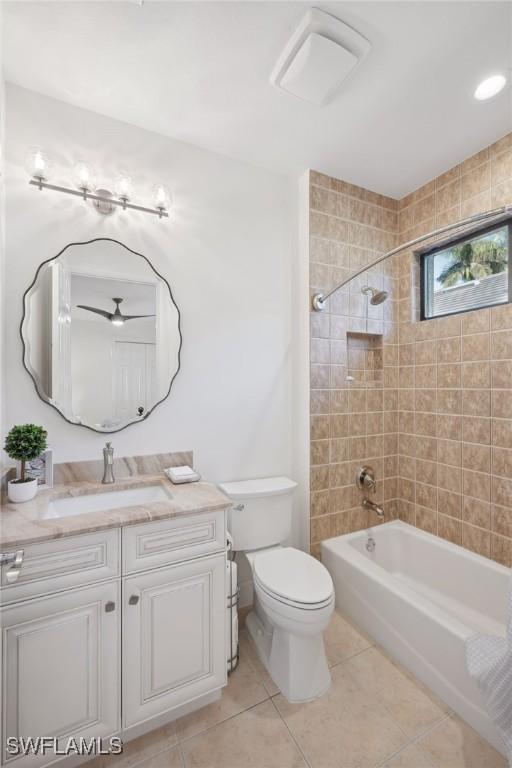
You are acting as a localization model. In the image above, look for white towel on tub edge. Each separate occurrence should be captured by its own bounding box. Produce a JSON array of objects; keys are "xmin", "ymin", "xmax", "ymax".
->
[{"xmin": 466, "ymin": 578, "xmax": 512, "ymax": 765}]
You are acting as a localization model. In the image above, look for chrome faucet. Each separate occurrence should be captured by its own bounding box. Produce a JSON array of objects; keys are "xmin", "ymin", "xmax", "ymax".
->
[
  {"xmin": 102, "ymin": 442, "xmax": 115, "ymax": 484},
  {"xmin": 362, "ymin": 498, "xmax": 384, "ymax": 519}
]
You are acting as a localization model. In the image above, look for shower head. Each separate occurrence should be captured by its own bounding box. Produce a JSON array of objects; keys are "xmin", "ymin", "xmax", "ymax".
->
[{"xmin": 361, "ymin": 286, "xmax": 388, "ymax": 305}]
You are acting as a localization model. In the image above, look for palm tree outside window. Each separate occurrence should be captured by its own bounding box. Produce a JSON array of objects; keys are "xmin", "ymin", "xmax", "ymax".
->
[{"xmin": 421, "ymin": 220, "xmax": 511, "ymax": 319}]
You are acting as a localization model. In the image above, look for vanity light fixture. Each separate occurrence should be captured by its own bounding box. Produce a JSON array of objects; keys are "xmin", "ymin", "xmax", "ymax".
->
[
  {"xmin": 27, "ymin": 151, "xmax": 170, "ymax": 218},
  {"xmin": 73, "ymin": 162, "xmax": 97, "ymax": 198},
  {"xmin": 25, "ymin": 148, "xmax": 52, "ymax": 183},
  {"xmin": 474, "ymin": 74, "xmax": 507, "ymax": 101},
  {"xmin": 153, "ymin": 184, "xmax": 172, "ymax": 216}
]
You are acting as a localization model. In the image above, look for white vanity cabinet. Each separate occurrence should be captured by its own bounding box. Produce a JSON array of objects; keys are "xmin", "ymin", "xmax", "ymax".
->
[{"xmin": 0, "ymin": 507, "xmax": 227, "ymax": 768}]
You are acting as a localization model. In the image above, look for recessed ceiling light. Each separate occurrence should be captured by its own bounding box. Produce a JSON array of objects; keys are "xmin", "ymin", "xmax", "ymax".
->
[{"xmin": 474, "ymin": 74, "xmax": 507, "ymax": 101}]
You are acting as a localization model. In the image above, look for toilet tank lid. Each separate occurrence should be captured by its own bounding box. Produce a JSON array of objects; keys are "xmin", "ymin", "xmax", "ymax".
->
[{"xmin": 218, "ymin": 476, "xmax": 297, "ymax": 499}]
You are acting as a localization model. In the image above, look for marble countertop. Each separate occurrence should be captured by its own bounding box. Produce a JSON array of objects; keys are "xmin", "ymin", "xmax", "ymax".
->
[{"xmin": 0, "ymin": 475, "xmax": 231, "ymax": 549}]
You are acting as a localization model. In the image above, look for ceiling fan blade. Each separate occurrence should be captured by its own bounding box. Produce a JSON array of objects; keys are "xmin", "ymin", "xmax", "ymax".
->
[
  {"xmin": 76, "ymin": 305, "xmax": 113, "ymax": 320},
  {"xmin": 121, "ymin": 314, "xmax": 157, "ymax": 321}
]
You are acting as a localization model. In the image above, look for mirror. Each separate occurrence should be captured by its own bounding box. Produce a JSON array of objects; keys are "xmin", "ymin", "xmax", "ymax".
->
[{"xmin": 21, "ymin": 238, "xmax": 181, "ymax": 432}]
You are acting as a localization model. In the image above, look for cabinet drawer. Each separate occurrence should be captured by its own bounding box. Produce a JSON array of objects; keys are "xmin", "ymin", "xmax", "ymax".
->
[
  {"xmin": 0, "ymin": 529, "xmax": 120, "ymax": 605},
  {"xmin": 122, "ymin": 510, "xmax": 226, "ymax": 574}
]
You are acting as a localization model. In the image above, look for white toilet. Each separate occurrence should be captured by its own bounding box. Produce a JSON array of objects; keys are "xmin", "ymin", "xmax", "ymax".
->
[{"xmin": 218, "ymin": 476, "xmax": 335, "ymax": 703}]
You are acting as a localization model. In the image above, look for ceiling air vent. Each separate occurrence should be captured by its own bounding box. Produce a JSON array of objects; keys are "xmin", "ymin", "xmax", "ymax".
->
[{"xmin": 271, "ymin": 8, "xmax": 370, "ymax": 106}]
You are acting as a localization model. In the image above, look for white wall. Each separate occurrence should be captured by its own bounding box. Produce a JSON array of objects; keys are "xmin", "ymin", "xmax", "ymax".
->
[
  {"xmin": 3, "ymin": 85, "xmax": 296, "ymax": 493},
  {"xmin": 0, "ymin": 7, "xmax": 5, "ymax": 459}
]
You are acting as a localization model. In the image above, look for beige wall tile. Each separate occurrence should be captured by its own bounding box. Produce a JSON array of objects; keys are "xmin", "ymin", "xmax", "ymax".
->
[
  {"xmin": 492, "ymin": 476, "xmax": 512, "ymax": 509},
  {"xmin": 492, "ymin": 330, "xmax": 512, "ymax": 359},
  {"xmin": 492, "ymin": 418, "xmax": 512, "ymax": 448},
  {"xmin": 311, "ymin": 465, "xmax": 329, "ymax": 491},
  {"xmin": 310, "ymin": 514, "xmax": 331, "ymax": 544},
  {"xmin": 492, "ymin": 505, "xmax": 512, "ymax": 538},
  {"xmin": 311, "ymin": 440, "xmax": 329, "ymax": 466},
  {"xmin": 438, "ymin": 489, "xmax": 462, "ymax": 518},
  {"xmin": 437, "ymin": 337, "xmax": 461, "ymax": 363},
  {"xmin": 462, "ymin": 361, "xmax": 490, "ymax": 389},
  {"xmin": 461, "ymin": 162, "xmax": 490, "ymax": 200},
  {"xmin": 311, "ymin": 415, "xmax": 330, "ymax": 440},
  {"xmin": 491, "ymin": 359, "xmax": 512, "ymax": 388},
  {"xmin": 437, "ymin": 414, "xmax": 462, "ymax": 440},
  {"xmin": 463, "ymin": 469, "xmax": 491, "ymax": 501},
  {"xmin": 463, "ymin": 496, "xmax": 490, "ymax": 529},
  {"xmin": 311, "ymin": 490, "xmax": 330, "ymax": 517},
  {"xmin": 462, "ymin": 442, "xmax": 491, "ymax": 473},
  {"xmin": 461, "ymin": 309, "xmax": 490, "ymax": 334},
  {"xmin": 463, "ymin": 525, "xmax": 489, "ymax": 558},
  {"xmin": 463, "ymin": 389, "xmax": 490, "ymax": 417},
  {"xmin": 438, "ymin": 363, "xmax": 461, "ymax": 388},
  {"xmin": 438, "ymin": 438, "xmax": 461, "ymax": 467},
  {"xmin": 492, "ymin": 446, "xmax": 512, "ymax": 478},
  {"xmin": 491, "ymin": 303, "xmax": 512, "ymax": 330},
  {"xmin": 492, "ymin": 390, "xmax": 512, "ymax": 419},
  {"xmin": 438, "ymin": 463, "xmax": 461, "ymax": 493},
  {"xmin": 463, "ymin": 416, "xmax": 491, "ymax": 445},
  {"xmin": 438, "ymin": 514, "xmax": 462, "ymax": 545},
  {"xmin": 462, "ymin": 333, "xmax": 490, "ymax": 362},
  {"xmin": 491, "ymin": 533, "xmax": 512, "ymax": 567}
]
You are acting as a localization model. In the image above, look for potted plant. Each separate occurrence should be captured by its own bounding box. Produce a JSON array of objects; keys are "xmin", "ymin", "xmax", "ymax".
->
[{"xmin": 4, "ymin": 424, "xmax": 48, "ymax": 503}]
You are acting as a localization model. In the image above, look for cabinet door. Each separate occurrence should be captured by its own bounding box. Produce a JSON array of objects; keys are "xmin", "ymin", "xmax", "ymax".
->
[
  {"xmin": 1, "ymin": 581, "xmax": 120, "ymax": 768},
  {"xmin": 123, "ymin": 553, "xmax": 226, "ymax": 728}
]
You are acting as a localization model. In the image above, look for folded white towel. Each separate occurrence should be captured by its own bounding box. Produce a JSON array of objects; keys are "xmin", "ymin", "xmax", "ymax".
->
[{"xmin": 466, "ymin": 580, "xmax": 512, "ymax": 764}]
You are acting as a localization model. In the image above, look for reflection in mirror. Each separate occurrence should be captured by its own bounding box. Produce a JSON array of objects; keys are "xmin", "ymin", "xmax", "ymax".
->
[{"xmin": 21, "ymin": 238, "xmax": 181, "ymax": 432}]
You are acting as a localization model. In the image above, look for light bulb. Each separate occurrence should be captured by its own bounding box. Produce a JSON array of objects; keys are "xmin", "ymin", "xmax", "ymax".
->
[
  {"xmin": 474, "ymin": 74, "xmax": 507, "ymax": 101},
  {"xmin": 115, "ymin": 174, "xmax": 133, "ymax": 202},
  {"xmin": 111, "ymin": 317, "xmax": 125, "ymax": 327},
  {"xmin": 153, "ymin": 183, "xmax": 171, "ymax": 211},
  {"xmin": 73, "ymin": 162, "xmax": 96, "ymax": 192},
  {"xmin": 25, "ymin": 148, "xmax": 51, "ymax": 181}
]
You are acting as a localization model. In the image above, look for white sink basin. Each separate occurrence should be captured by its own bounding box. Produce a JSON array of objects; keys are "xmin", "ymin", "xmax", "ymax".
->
[{"xmin": 44, "ymin": 484, "xmax": 173, "ymax": 519}]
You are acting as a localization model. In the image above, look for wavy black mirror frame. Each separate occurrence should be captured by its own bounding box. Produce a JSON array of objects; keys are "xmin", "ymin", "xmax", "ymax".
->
[{"xmin": 20, "ymin": 237, "xmax": 182, "ymax": 433}]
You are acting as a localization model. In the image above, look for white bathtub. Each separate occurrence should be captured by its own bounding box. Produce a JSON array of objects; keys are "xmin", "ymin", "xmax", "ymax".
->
[{"xmin": 322, "ymin": 520, "xmax": 510, "ymax": 754}]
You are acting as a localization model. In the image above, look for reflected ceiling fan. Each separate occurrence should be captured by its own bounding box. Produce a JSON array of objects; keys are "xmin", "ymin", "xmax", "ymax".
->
[{"xmin": 76, "ymin": 297, "xmax": 155, "ymax": 326}]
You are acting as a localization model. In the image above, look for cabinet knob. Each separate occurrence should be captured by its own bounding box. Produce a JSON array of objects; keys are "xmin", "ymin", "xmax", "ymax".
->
[
  {"xmin": 129, "ymin": 595, "xmax": 139, "ymax": 605},
  {"xmin": 1, "ymin": 549, "xmax": 24, "ymax": 583},
  {"xmin": 105, "ymin": 601, "xmax": 116, "ymax": 612}
]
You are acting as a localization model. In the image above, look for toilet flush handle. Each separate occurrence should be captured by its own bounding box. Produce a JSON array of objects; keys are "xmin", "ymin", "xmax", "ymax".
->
[{"xmin": 233, "ymin": 504, "xmax": 245, "ymax": 512}]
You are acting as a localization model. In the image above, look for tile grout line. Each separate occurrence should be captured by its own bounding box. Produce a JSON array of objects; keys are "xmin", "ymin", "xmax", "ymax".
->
[
  {"xmin": 176, "ymin": 696, "xmax": 271, "ymax": 748},
  {"xmin": 268, "ymin": 697, "xmax": 313, "ymax": 768}
]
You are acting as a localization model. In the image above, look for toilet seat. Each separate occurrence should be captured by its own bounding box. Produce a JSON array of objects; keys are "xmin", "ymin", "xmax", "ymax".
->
[{"xmin": 252, "ymin": 547, "xmax": 334, "ymax": 610}]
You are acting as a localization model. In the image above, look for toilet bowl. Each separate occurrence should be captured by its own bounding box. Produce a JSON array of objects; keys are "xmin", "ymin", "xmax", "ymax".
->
[
  {"xmin": 218, "ymin": 476, "xmax": 335, "ymax": 703},
  {"xmin": 246, "ymin": 546, "xmax": 334, "ymax": 702}
]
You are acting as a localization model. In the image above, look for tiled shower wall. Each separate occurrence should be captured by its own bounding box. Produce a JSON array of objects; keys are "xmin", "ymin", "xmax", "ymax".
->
[
  {"xmin": 309, "ymin": 131, "xmax": 512, "ymax": 565},
  {"xmin": 309, "ymin": 174, "xmax": 400, "ymax": 558},
  {"xmin": 396, "ymin": 132, "xmax": 512, "ymax": 566}
]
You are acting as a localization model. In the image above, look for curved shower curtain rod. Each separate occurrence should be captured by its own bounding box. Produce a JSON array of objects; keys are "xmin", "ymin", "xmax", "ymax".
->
[{"xmin": 311, "ymin": 204, "xmax": 512, "ymax": 311}]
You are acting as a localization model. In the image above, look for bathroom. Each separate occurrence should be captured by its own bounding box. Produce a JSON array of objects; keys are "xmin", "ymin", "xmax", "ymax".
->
[{"xmin": 0, "ymin": 1, "xmax": 511, "ymax": 766}]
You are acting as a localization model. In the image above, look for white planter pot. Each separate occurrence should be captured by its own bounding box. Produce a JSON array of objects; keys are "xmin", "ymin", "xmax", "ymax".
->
[{"xmin": 8, "ymin": 478, "xmax": 38, "ymax": 503}]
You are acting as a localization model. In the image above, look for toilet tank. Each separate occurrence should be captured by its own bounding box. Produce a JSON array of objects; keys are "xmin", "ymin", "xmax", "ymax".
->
[{"xmin": 218, "ymin": 476, "xmax": 297, "ymax": 551}]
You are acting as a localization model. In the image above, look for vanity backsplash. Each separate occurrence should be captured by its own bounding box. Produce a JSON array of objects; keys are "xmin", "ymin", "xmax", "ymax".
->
[{"xmin": 53, "ymin": 450, "xmax": 194, "ymax": 484}]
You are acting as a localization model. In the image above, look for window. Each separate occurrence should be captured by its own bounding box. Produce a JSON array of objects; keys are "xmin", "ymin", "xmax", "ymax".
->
[{"xmin": 421, "ymin": 220, "xmax": 511, "ymax": 319}]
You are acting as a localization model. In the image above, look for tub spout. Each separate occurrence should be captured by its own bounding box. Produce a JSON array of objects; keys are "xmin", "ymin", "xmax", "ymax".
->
[{"xmin": 362, "ymin": 498, "xmax": 384, "ymax": 519}]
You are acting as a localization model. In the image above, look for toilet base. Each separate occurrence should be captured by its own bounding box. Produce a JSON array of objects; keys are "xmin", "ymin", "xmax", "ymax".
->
[{"xmin": 246, "ymin": 608, "xmax": 331, "ymax": 703}]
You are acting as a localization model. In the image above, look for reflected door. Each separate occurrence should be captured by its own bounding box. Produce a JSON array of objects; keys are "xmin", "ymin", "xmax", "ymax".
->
[{"xmin": 112, "ymin": 342, "xmax": 155, "ymax": 422}]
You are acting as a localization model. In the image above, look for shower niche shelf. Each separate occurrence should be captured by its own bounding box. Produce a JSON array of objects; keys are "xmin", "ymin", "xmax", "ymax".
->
[{"xmin": 346, "ymin": 332, "xmax": 383, "ymax": 388}]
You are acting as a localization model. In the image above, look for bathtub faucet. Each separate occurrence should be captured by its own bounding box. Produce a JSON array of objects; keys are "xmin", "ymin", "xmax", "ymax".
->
[{"xmin": 362, "ymin": 498, "xmax": 384, "ymax": 519}]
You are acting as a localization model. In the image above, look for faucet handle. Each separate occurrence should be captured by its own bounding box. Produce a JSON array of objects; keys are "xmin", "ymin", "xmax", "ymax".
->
[{"xmin": 356, "ymin": 466, "xmax": 376, "ymax": 493}]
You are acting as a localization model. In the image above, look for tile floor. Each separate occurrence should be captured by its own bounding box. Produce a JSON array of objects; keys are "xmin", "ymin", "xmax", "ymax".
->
[{"xmin": 92, "ymin": 610, "xmax": 507, "ymax": 768}]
